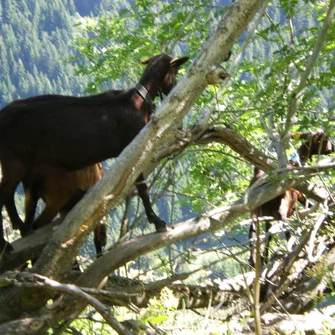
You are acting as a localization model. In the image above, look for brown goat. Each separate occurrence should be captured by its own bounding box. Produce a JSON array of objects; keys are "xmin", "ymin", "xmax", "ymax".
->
[
  {"xmin": 0, "ymin": 54, "xmax": 189, "ymax": 252},
  {"xmin": 249, "ymin": 131, "xmax": 334, "ymax": 267},
  {"xmin": 24, "ymin": 164, "xmax": 107, "ymax": 257}
]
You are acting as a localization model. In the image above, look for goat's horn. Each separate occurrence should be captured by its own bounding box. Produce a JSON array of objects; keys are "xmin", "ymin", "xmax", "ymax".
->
[
  {"xmin": 170, "ymin": 56, "xmax": 189, "ymax": 67},
  {"xmin": 140, "ymin": 56, "xmax": 150, "ymax": 64}
]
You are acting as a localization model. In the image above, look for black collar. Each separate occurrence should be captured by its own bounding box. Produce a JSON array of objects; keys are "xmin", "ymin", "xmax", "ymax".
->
[{"xmin": 134, "ymin": 83, "xmax": 152, "ymax": 105}]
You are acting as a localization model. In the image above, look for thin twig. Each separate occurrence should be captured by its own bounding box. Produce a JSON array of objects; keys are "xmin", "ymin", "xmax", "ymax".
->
[
  {"xmin": 168, "ymin": 6, "xmax": 196, "ymax": 54},
  {"xmin": 283, "ymin": 0, "xmax": 335, "ymax": 138}
]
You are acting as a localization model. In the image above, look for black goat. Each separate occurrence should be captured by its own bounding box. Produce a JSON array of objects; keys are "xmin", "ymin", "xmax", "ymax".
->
[
  {"xmin": 0, "ymin": 54, "xmax": 189, "ymax": 252},
  {"xmin": 249, "ymin": 131, "xmax": 334, "ymax": 267},
  {"xmin": 4, "ymin": 70, "xmax": 140, "ymax": 236}
]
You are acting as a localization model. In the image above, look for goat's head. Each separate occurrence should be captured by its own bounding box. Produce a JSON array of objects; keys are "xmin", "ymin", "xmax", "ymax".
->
[
  {"xmin": 292, "ymin": 131, "xmax": 334, "ymax": 165},
  {"xmin": 309, "ymin": 132, "xmax": 334, "ymax": 155},
  {"xmin": 249, "ymin": 167, "xmax": 266, "ymax": 186},
  {"xmin": 140, "ymin": 54, "xmax": 189, "ymax": 96}
]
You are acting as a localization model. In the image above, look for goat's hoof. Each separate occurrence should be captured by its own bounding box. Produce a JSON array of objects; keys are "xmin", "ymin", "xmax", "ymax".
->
[
  {"xmin": 155, "ymin": 226, "xmax": 168, "ymax": 233},
  {"xmin": 153, "ymin": 220, "xmax": 168, "ymax": 233},
  {"xmin": 150, "ymin": 215, "xmax": 168, "ymax": 232}
]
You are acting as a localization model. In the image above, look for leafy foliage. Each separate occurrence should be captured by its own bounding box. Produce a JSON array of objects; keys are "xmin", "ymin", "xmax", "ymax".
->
[
  {"xmin": 71, "ymin": 0, "xmax": 335, "ymax": 265},
  {"xmin": 71, "ymin": 0, "xmax": 229, "ymax": 92}
]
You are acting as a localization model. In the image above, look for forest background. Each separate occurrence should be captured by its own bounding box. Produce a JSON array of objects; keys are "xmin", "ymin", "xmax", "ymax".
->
[{"xmin": 0, "ymin": 0, "xmax": 335, "ymax": 334}]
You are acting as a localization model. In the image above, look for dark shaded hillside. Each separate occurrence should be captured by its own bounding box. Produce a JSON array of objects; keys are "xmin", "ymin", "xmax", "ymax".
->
[{"xmin": 0, "ymin": 0, "xmax": 127, "ymax": 108}]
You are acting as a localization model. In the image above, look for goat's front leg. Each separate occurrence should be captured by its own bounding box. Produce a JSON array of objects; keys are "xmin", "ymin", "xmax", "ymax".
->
[{"xmin": 136, "ymin": 173, "xmax": 167, "ymax": 232}]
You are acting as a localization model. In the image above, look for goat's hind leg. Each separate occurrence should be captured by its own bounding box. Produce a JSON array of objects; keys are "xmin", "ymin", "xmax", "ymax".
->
[
  {"xmin": 136, "ymin": 173, "xmax": 167, "ymax": 232},
  {"xmin": 0, "ymin": 155, "xmax": 26, "ymax": 252},
  {"xmin": 21, "ymin": 179, "xmax": 42, "ymax": 235},
  {"xmin": 264, "ymin": 221, "xmax": 272, "ymax": 264},
  {"xmin": 32, "ymin": 203, "xmax": 61, "ymax": 230},
  {"xmin": 30, "ymin": 183, "xmax": 81, "ymax": 231},
  {"xmin": 5, "ymin": 196, "xmax": 24, "ymax": 231},
  {"xmin": 249, "ymin": 218, "xmax": 258, "ymax": 267}
]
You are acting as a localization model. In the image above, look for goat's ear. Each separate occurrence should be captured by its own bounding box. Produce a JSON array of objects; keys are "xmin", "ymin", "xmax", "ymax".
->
[
  {"xmin": 292, "ymin": 132, "xmax": 312, "ymax": 140},
  {"xmin": 291, "ymin": 132, "xmax": 303, "ymax": 140},
  {"xmin": 140, "ymin": 56, "xmax": 151, "ymax": 65},
  {"xmin": 292, "ymin": 131, "xmax": 329, "ymax": 141},
  {"xmin": 170, "ymin": 56, "xmax": 189, "ymax": 67}
]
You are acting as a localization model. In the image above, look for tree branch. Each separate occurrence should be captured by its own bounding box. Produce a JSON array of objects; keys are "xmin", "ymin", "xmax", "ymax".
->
[
  {"xmin": 161, "ymin": 124, "xmax": 331, "ymax": 203},
  {"xmin": 0, "ymin": 272, "xmax": 133, "ymax": 335},
  {"xmin": 30, "ymin": 0, "xmax": 268, "ymax": 283}
]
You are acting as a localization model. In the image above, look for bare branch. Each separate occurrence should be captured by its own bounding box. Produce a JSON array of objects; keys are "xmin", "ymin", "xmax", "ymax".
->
[
  {"xmin": 168, "ymin": 6, "xmax": 197, "ymax": 54},
  {"xmin": 1, "ymin": 272, "xmax": 133, "ymax": 335}
]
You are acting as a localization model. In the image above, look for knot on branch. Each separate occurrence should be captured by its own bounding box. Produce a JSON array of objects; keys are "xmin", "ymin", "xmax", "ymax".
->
[{"xmin": 206, "ymin": 67, "xmax": 230, "ymax": 85}]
